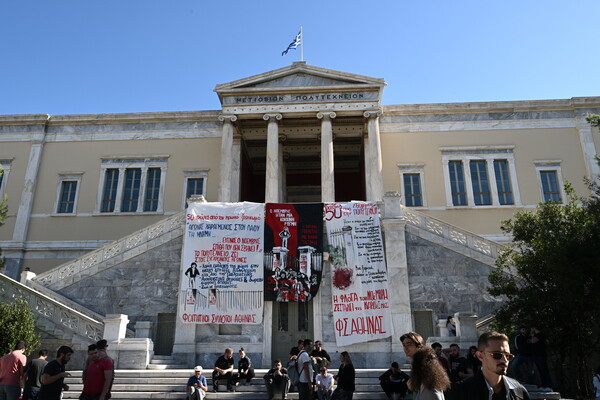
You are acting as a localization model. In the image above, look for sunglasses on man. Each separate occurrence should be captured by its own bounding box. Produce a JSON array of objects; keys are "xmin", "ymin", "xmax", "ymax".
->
[{"xmin": 483, "ymin": 351, "xmax": 515, "ymax": 361}]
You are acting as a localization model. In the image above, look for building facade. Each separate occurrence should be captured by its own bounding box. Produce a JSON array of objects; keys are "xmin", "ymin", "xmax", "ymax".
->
[{"xmin": 1, "ymin": 63, "xmax": 599, "ymax": 367}]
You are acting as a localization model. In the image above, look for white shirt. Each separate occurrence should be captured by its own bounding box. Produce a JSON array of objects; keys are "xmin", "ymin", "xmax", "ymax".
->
[
  {"xmin": 297, "ymin": 351, "xmax": 311, "ymax": 383},
  {"xmin": 316, "ymin": 373, "xmax": 333, "ymax": 389}
]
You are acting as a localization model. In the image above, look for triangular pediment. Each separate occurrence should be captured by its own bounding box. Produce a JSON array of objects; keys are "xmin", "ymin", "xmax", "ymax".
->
[{"xmin": 214, "ymin": 62, "xmax": 385, "ymax": 104}]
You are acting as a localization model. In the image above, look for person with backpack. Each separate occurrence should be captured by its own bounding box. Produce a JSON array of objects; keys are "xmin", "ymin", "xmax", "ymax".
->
[{"xmin": 296, "ymin": 339, "xmax": 314, "ymax": 400}]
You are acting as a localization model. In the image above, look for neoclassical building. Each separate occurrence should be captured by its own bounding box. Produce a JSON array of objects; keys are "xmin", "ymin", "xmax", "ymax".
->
[{"xmin": 0, "ymin": 63, "xmax": 599, "ymax": 367}]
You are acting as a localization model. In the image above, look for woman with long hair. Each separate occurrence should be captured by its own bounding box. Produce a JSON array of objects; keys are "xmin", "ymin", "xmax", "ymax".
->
[
  {"xmin": 331, "ymin": 351, "xmax": 355, "ymax": 400},
  {"xmin": 400, "ymin": 332, "xmax": 424, "ymax": 360},
  {"xmin": 410, "ymin": 347, "xmax": 450, "ymax": 400}
]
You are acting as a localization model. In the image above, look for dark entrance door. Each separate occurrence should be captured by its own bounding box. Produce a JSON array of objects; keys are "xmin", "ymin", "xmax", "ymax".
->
[{"xmin": 271, "ymin": 301, "xmax": 313, "ymax": 364}]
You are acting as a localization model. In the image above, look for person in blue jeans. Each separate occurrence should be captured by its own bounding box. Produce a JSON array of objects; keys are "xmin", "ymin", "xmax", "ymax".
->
[{"xmin": 316, "ymin": 367, "xmax": 334, "ymax": 400}]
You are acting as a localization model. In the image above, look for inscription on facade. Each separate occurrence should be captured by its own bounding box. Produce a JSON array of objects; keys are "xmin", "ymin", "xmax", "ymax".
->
[{"xmin": 223, "ymin": 91, "xmax": 378, "ymax": 105}]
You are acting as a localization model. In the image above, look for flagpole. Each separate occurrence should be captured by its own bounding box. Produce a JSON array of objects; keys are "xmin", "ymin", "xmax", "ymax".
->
[{"xmin": 300, "ymin": 25, "xmax": 304, "ymax": 62}]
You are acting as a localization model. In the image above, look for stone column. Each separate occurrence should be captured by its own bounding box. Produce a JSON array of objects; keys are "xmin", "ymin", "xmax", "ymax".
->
[
  {"xmin": 364, "ymin": 110, "xmax": 384, "ymax": 201},
  {"xmin": 263, "ymin": 113, "xmax": 282, "ymax": 203},
  {"xmin": 317, "ymin": 112, "xmax": 336, "ymax": 202},
  {"xmin": 9, "ymin": 129, "xmax": 47, "ymax": 279},
  {"xmin": 576, "ymin": 118, "xmax": 600, "ymax": 179},
  {"xmin": 231, "ymin": 134, "xmax": 242, "ymax": 202},
  {"xmin": 218, "ymin": 115, "xmax": 238, "ymax": 202},
  {"xmin": 382, "ymin": 192, "xmax": 412, "ymax": 361}
]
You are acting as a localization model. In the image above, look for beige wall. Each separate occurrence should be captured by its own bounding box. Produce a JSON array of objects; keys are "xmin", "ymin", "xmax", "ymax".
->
[
  {"xmin": 380, "ymin": 126, "xmax": 589, "ymax": 235},
  {"xmin": 0, "ymin": 141, "xmax": 32, "ymax": 240}
]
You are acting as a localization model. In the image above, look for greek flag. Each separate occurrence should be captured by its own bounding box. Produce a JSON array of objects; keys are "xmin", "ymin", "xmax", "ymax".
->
[{"xmin": 282, "ymin": 31, "xmax": 302, "ymax": 56}]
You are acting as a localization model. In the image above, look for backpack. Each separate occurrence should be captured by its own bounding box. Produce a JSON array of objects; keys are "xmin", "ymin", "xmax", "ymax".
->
[{"xmin": 287, "ymin": 350, "xmax": 306, "ymax": 386}]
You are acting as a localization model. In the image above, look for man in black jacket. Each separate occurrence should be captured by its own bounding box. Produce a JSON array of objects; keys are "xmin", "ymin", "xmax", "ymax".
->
[{"xmin": 449, "ymin": 331, "xmax": 530, "ymax": 400}]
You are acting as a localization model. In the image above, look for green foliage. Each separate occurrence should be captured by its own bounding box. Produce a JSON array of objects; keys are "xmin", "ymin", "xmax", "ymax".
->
[
  {"xmin": 587, "ymin": 114, "xmax": 600, "ymax": 128},
  {"xmin": 0, "ymin": 298, "xmax": 41, "ymax": 356},
  {"xmin": 489, "ymin": 183, "xmax": 600, "ymax": 397}
]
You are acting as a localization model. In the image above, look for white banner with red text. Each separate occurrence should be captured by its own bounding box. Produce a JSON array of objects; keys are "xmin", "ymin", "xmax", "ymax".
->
[
  {"xmin": 325, "ymin": 201, "xmax": 393, "ymax": 346},
  {"xmin": 178, "ymin": 202, "xmax": 264, "ymax": 324}
]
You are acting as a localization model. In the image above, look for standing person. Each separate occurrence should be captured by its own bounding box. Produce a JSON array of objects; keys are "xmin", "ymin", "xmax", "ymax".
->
[
  {"xmin": 94, "ymin": 340, "xmax": 114, "ymax": 398},
  {"xmin": 529, "ymin": 326, "xmax": 553, "ymax": 392},
  {"xmin": 508, "ymin": 326, "xmax": 532, "ymax": 383},
  {"xmin": 448, "ymin": 331, "xmax": 530, "ymax": 400},
  {"xmin": 297, "ymin": 339, "xmax": 313, "ymax": 400},
  {"xmin": 409, "ymin": 347, "xmax": 450, "ymax": 400},
  {"xmin": 379, "ymin": 361, "xmax": 408, "ymax": 400},
  {"xmin": 212, "ymin": 348, "xmax": 234, "ymax": 392},
  {"xmin": 447, "ymin": 344, "xmax": 472, "ymax": 383},
  {"xmin": 37, "ymin": 346, "xmax": 73, "ymax": 400},
  {"xmin": 80, "ymin": 344, "xmax": 112, "ymax": 400},
  {"xmin": 446, "ymin": 316, "xmax": 456, "ymax": 336},
  {"xmin": 235, "ymin": 348, "xmax": 255, "ymax": 386},
  {"xmin": 263, "ymin": 360, "xmax": 290, "ymax": 400},
  {"xmin": 315, "ymin": 366, "xmax": 334, "ymax": 400},
  {"xmin": 331, "ymin": 351, "xmax": 355, "ymax": 400},
  {"xmin": 186, "ymin": 366, "xmax": 207, "ymax": 400},
  {"xmin": 23, "ymin": 349, "xmax": 49, "ymax": 400},
  {"xmin": 0, "ymin": 340, "xmax": 28, "ymax": 400},
  {"xmin": 400, "ymin": 332, "xmax": 424, "ymax": 360}
]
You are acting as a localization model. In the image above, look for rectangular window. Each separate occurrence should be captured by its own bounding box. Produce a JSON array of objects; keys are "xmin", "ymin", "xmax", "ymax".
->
[
  {"xmin": 182, "ymin": 170, "xmax": 208, "ymax": 208},
  {"xmin": 97, "ymin": 156, "xmax": 167, "ymax": 214},
  {"xmin": 469, "ymin": 160, "xmax": 491, "ymax": 206},
  {"xmin": 121, "ymin": 168, "xmax": 141, "ymax": 212},
  {"xmin": 57, "ymin": 181, "xmax": 78, "ymax": 213},
  {"xmin": 101, "ymin": 168, "xmax": 119, "ymax": 212},
  {"xmin": 403, "ymin": 173, "xmax": 422, "ymax": 207},
  {"xmin": 144, "ymin": 168, "xmax": 161, "ymax": 212},
  {"xmin": 540, "ymin": 170, "xmax": 561, "ymax": 202},
  {"xmin": 442, "ymin": 146, "xmax": 521, "ymax": 208},
  {"xmin": 494, "ymin": 160, "xmax": 514, "ymax": 205},
  {"xmin": 449, "ymin": 161, "xmax": 467, "ymax": 206},
  {"xmin": 0, "ymin": 160, "xmax": 12, "ymax": 198},
  {"xmin": 186, "ymin": 178, "xmax": 204, "ymax": 200}
]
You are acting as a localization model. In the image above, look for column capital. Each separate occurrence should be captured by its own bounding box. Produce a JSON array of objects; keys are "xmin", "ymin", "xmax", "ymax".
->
[
  {"xmin": 218, "ymin": 114, "xmax": 238, "ymax": 123},
  {"xmin": 263, "ymin": 113, "xmax": 283, "ymax": 121},
  {"xmin": 363, "ymin": 109, "xmax": 382, "ymax": 119},
  {"xmin": 317, "ymin": 111, "xmax": 336, "ymax": 120}
]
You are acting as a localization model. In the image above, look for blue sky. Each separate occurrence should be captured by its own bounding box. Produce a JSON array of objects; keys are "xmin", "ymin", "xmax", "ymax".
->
[{"xmin": 1, "ymin": 0, "xmax": 599, "ymax": 115}]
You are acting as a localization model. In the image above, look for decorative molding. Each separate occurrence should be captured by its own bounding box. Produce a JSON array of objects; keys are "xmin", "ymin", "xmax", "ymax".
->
[
  {"xmin": 363, "ymin": 109, "xmax": 382, "ymax": 119},
  {"xmin": 317, "ymin": 111, "xmax": 337, "ymax": 120},
  {"xmin": 218, "ymin": 115, "xmax": 238, "ymax": 123},
  {"xmin": 263, "ymin": 113, "xmax": 283, "ymax": 121}
]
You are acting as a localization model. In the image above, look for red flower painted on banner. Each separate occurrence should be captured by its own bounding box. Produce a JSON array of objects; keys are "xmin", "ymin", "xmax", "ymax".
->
[{"xmin": 333, "ymin": 267, "xmax": 353, "ymax": 290}]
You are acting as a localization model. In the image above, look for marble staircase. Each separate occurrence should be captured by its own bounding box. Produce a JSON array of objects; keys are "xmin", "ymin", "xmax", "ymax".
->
[{"xmin": 59, "ymin": 369, "xmax": 562, "ymax": 400}]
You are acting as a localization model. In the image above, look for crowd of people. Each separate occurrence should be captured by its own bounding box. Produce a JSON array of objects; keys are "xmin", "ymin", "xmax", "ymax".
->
[
  {"xmin": 0, "ymin": 339, "xmax": 113, "ymax": 400},
  {"xmin": 4, "ymin": 327, "xmax": 599, "ymax": 400}
]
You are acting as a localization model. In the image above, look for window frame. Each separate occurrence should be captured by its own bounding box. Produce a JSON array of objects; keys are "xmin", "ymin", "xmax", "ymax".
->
[
  {"xmin": 53, "ymin": 173, "xmax": 83, "ymax": 216},
  {"xmin": 534, "ymin": 160, "xmax": 565, "ymax": 203},
  {"xmin": 397, "ymin": 163, "xmax": 426, "ymax": 208},
  {"xmin": 441, "ymin": 146, "xmax": 521, "ymax": 208},
  {"xmin": 0, "ymin": 159, "xmax": 13, "ymax": 198},
  {"xmin": 182, "ymin": 169, "xmax": 209, "ymax": 209},
  {"xmin": 95, "ymin": 156, "xmax": 168, "ymax": 215}
]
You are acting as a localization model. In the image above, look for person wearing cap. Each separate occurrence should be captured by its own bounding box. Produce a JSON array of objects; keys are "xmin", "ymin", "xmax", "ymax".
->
[
  {"xmin": 379, "ymin": 361, "xmax": 409, "ymax": 400},
  {"xmin": 186, "ymin": 366, "xmax": 207, "ymax": 400}
]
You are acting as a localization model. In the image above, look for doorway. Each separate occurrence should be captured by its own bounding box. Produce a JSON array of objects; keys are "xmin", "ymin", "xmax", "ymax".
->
[
  {"xmin": 271, "ymin": 301, "xmax": 314, "ymax": 364},
  {"xmin": 155, "ymin": 313, "xmax": 176, "ymax": 356}
]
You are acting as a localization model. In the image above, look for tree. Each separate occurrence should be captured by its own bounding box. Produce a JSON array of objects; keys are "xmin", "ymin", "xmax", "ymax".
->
[
  {"xmin": 0, "ymin": 298, "xmax": 41, "ymax": 356},
  {"xmin": 489, "ymin": 183, "xmax": 600, "ymax": 398}
]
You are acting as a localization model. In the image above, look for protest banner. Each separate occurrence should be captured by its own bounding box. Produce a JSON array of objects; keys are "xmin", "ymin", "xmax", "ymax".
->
[
  {"xmin": 264, "ymin": 203, "xmax": 324, "ymax": 302},
  {"xmin": 325, "ymin": 201, "xmax": 393, "ymax": 345},
  {"xmin": 178, "ymin": 202, "xmax": 264, "ymax": 324}
]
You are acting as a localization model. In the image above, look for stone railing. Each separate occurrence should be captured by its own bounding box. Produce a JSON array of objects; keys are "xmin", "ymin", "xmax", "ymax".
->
[
  {"xmin": 33, "ymin": 211, "xmax": 185, "ymax": 290},
  {"xmin": 400, "ymin": 206, "xmax": 504, "ymax": 260},
  {"xmin": 0, "ymin": 273, "xmax": 104, "ymax": 342}
]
